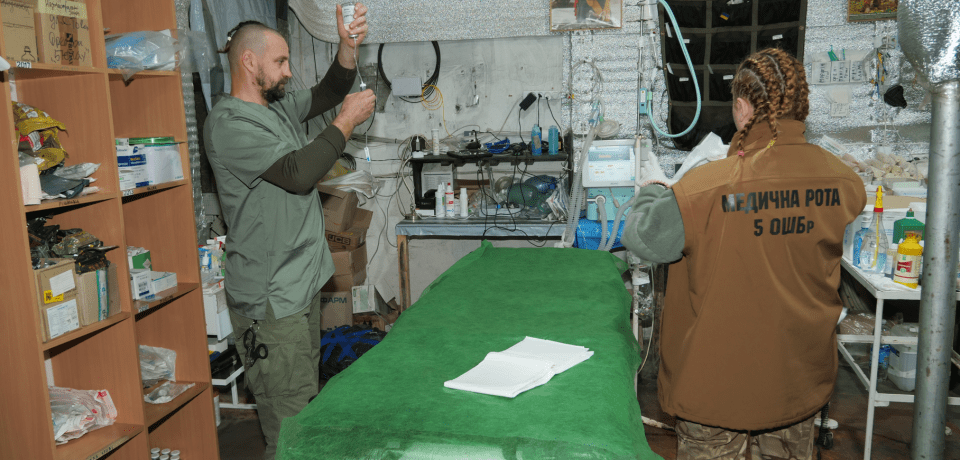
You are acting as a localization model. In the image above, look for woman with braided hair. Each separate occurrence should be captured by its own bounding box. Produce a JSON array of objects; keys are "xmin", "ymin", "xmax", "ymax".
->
[{"xmin": 623, "ymin": 49, "xmax": 866, "ymax": 459}]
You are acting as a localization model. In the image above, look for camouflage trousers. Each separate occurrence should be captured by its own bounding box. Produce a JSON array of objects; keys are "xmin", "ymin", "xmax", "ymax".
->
[
  {"xmin": 230, "ymin": 293, "xmax": 324, "ymax": 460},
  {"xmin": 676, "ymin": 415, "xmax": 817, "ymax": 460}
]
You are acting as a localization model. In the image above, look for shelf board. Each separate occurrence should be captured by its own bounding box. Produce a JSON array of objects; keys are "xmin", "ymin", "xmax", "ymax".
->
[
  {"xmin": 10, "ymin": 62, "xmax": 106, "ymax": 80},
  {"xmin": 107, "ymin": 69, "xmax": 179, "ymax": 79},
  {"xmin": 25, "ymin": 192, "xmax": 118, "ymax": 213},
  {"xmin": 42, "ymin": 312, "xmax": 131, "ymax": 351},
  {"xmin": 120, "ymin": 180, "xmax": 187, "ymax": 199},
  {"xmin": 54, "ymin": 422, "xmax": 142, "ymax": 460},
  {"xmin": 134, "ymin": 283, "xmax": 199, "ymax": 315},
  {"xmin": 143, "ymin": 381, "xmax": 210, "ymax": 427}
]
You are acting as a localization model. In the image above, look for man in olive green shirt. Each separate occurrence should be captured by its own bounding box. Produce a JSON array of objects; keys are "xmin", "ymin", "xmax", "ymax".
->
[{"xmin": 203, "ymin": 6, "xmax": 374, "ymax": 458}]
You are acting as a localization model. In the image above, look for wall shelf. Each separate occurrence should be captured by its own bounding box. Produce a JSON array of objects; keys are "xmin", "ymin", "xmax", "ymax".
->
[{"xmin": 0, "ymin": 1, "xmax": 219, "ymax": 458}]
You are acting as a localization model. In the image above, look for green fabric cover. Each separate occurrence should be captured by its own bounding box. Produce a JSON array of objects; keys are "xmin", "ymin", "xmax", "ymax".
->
[{"xmin": 278, "ymin": 242, "xmax": 662, "ymax": 460}]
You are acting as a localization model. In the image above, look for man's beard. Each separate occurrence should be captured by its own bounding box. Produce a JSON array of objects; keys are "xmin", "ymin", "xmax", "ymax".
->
[{"xmin": 257, "ymin": 70, "xmax": 289, "ymax": 103}]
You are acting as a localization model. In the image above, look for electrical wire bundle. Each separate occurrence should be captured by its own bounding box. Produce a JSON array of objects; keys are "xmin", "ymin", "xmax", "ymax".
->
[{"xmin": 377, "ymin": 41, "xmax": 441, "ymax": 103}]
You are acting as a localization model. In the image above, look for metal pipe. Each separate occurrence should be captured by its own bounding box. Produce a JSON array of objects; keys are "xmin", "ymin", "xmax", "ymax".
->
[{"xmin": 912, "ymin": 80, "xmax": 960, "ymax": 460}]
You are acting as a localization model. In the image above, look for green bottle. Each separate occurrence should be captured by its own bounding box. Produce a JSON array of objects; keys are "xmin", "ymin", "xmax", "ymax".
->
[{"xmin": 893, "ymin": 208, "xmax": 924, "ymax": 245}]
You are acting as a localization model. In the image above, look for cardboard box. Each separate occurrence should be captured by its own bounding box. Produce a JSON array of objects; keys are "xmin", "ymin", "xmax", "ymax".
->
[
  {"xmin": 41, "ymin": 293, "xmax": 80, "ymax": 341},
  {"xmin": 331, "ymin": 243, "xmax": 366, "ymax": 276},
  {"xmin": 36, "ymin": 0, "xmax": 91, "ymax": 67},
  {"xmin": 127, "ymin": 247, "xmax": 151, "ymax": 270},
  {"xmin": 351, "ymin": 285, "xmax": 390, "ymax": 315},
  {"xmin": 353, "ymin": 309, "xmax": 400, "ymax": 332},
  {"xmin": 34, "ymin": 258, "xmax": 76, "ymax": 305},
  {"xmin": 117, "ymin": 145, "xmax": 149, "ymax": 190},
  {"xmin": 317, "ymin": 184, "xmax": 359, "ymax": 232},
  {"xmin": 130, "ymin": 268, "xmax": 153, "ymax": 300},
  {"xmin": 203, "ymin": 284, "xmax": 232, "ymax": 340},
  {"xmin": 323, "ymin": 269, "xmax": 365, "ymax": 292},
  {"xmin": 75, "ymin": 265, "xmax": 118, "ymax": 326},
  {"xmin": 326, "ymin": 208, "xmax": 372, "ymax": 250},
  {"xmin": 150, "ymin": 271, "xmax": 177, "ymax": 293},
  {"xmin": 2, "ymin": 0, "xmax": 40, "ymax": 64},
  {"xmin": 138, "ymin": 143, "xmax": 184, "ymax": 185},
  {"xmin": 319, "ymin": 291, "xmax": 353, "ymax": 330}
]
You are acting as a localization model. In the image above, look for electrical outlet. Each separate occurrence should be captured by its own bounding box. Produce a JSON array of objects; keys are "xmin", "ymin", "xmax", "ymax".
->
[{"xmin": 874, "ymin": 33, "xmax": 898, "ymax": 49}]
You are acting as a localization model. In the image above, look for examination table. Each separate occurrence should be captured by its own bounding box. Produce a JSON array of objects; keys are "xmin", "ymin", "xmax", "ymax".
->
[{"xmin": 278, "ymin": 241, "xmax": 661, "ymax": 459}]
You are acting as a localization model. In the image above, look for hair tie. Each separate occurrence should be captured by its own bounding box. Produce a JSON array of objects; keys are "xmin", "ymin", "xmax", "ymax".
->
[
  {"xmin": 766, "ymin": 140, "xmax": 776, "ymax": 148},
  {"xmin": 737, "ymin": 150, "xmax": 745, "ymax": 157}
]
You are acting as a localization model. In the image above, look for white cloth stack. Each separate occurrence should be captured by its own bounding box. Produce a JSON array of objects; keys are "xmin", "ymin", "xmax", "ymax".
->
[{"xmin": 444, "ymin": 337, "xmax": 594, "ymax": 398}]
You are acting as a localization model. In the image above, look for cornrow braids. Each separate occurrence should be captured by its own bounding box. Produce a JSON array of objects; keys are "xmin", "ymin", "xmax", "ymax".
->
[
  {"xmin": 218, "ymin": 20, "xmax": 268, "ymax": 54},
  {"xmin": 730, "ymin": 48, "xmax": 810, "ymax": 154}
]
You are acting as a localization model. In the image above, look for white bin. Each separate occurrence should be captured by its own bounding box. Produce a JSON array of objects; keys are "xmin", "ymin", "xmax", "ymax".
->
[{"xmin": 888, "ymin": 323, "xmax": 919, "ymax": 392}]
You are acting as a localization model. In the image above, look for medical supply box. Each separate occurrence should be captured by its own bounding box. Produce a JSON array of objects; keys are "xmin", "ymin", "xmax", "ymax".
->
[{"xmin": 33, "ymin": 258, "xmax": 80, "ymax": 341}]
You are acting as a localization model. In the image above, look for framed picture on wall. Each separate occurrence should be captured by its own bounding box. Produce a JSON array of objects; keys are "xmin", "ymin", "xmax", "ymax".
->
[
  {"xmin": 550, "ymin": 0, "xmax": 623, "ymax": 31},
  {"xmin": 848, "ymin": 0, "xmax": 898, "ymax": 22}
]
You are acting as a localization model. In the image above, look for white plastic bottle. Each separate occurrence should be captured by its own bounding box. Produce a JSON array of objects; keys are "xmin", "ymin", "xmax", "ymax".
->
[
  {"xmin": 459, "ymin": 187, "xmax": 469, "ymax": 217},
  {"xmin": 435, "ymin": 189, "xmax": 444, "ymax": 218},
  {"xmin": 445, "ymin": 183, "xmax": 456, "ymax": 217}
]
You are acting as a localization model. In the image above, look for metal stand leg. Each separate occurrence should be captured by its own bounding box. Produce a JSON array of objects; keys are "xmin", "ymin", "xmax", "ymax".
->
[
  {"xmin": 864, "ymin": 298, "xmax": 885, "ymax": 460},
  {"xmin": 398, "ymin": 235, "xmax": 411, "ymax": 311}
]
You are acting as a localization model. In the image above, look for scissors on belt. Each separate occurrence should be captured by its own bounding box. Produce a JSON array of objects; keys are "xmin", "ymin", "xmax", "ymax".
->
[{"xmin": 242, "ymin": 324, "xmax": 268, "ymax": 368}]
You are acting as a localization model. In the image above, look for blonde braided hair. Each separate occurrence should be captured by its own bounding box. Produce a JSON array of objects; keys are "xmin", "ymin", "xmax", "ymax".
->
[{"xmin": 731, "ymin": 48, "xmax": 809, "ymax": 155}]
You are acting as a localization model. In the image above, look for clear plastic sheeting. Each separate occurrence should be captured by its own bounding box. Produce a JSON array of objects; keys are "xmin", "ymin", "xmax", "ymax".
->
[
  {"xmin": 288, "ymin": 0, "xmax": 550, "ymax": 44},
  {"xmin": 898, "ymin": 0, "xmax": 960, "ymax": 85}
]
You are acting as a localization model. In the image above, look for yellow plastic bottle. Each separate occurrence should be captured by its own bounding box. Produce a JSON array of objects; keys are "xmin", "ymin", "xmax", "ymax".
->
[{"xmin": 893, "ymin": 231, "xmax": 923, "ymax": 288}]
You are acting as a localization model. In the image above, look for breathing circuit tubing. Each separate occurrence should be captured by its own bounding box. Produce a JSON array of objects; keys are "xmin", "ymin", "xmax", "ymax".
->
[
  {"xmin": 563, "ymin": 0, "xmax": 699, "ymax": 248},
  {"xmin": 647, "ymin": 0, "xmax": 701, "ymax": 139}
]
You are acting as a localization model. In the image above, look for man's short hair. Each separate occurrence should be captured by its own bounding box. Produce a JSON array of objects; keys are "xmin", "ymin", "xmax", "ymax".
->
[{"xmin": 218, "ymin": 21, "xmax": 278, "ymax": 66}]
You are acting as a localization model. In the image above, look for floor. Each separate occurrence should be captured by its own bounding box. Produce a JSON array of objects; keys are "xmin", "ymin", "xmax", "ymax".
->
[{"xmin": 216, "ymin": 355, "xmax": 960, "ymax": 459}]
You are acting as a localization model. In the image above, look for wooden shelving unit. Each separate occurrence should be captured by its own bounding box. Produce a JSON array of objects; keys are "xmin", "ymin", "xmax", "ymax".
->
[{"xmin": 0, "ymin": 1, "xmax": 219, "ymax": 458}]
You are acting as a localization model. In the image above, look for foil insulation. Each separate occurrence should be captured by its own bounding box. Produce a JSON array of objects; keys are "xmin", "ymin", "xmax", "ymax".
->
[
  {"xmin": 289, "ymin": 0, "xmax": 553, "ymax": 44},
  {"xmin": 898, "ymin": 0, "xmax": 960, "ymax": 85},
  {"xmin": 176, "ymin": 0, "xmax": 205, "ymax": 243}
]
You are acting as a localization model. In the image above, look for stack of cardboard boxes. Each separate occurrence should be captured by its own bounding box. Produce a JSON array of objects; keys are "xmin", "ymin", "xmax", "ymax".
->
[
  {"xmin": 317, "ymin": 184, "xmax": 397, "ymax": 331},
  {"xmin": 33, "ymin": 259, "xmax": 119, "ymax": 342},
  {"xmin": 1, "ymin": 0, "xmax": 92, "ymax": 67}
]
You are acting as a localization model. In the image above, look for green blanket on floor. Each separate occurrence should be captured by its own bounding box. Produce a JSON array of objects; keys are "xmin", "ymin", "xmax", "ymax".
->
[{"xmin": 278, "ymin": 242, "xmax": 662, "ymax": 459}]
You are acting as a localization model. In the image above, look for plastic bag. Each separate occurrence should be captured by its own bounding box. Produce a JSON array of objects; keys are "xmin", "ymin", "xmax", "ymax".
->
[
  {"xmin": 139, "ymin": 345, "xmax": 177, "ymax": 387},
  {"xmin": 319, "ymin": 170, "xmax": 381, "ymax": 199},
  {"xmin": 12, "ymin": 102, "xmax": 68, "ymax": 172},
  {"xmin": 54, "ymin": 163, "xmax": 100, "ymax": 180},
  {"xmin": 52, "ymin": 231, "xmax": 101, "ymax": 257},
  {"xmin": 49, "ymin": 387, "xmax": 117, "ymax": 444},
  {"xmin": 672, "ymin": 132, "xmax": 727, "ymax": 182},
  {"xmin": 106, "ymin": 30, "xmax": 183, "ymax": 80},
  {"xmin": 144, "ymin": 381, "xmax": 195, "ymax": 404}
]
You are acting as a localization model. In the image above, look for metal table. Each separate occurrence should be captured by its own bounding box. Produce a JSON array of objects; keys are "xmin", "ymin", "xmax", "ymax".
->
[
  {"xmin": 395, "ymin": 216, "xmax": 565, "ymax": 309},
  {"xmin": 837, "ymin": 259, "xmax": 960, "ymax": 459}
]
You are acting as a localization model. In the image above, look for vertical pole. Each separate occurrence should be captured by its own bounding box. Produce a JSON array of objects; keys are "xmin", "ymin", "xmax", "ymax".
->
[
  {"xmin": 912, "ymin": 80, "xmax": 960, "ymax": 460},
  {"xmin": 397, "ymin": 235, "xmax": 411, "ymax": 311}
]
